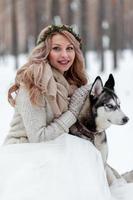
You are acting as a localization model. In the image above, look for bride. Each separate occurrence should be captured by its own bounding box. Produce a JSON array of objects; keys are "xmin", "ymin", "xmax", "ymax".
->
[{"xmin": 0, "ymin": 24, "xmax": 133, "ymax": 200}]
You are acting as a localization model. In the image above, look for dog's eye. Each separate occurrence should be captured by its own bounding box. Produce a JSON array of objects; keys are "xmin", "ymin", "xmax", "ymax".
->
[{"xmin": 105, "ymin": 104, "xmax": 114, "ymax": 109}]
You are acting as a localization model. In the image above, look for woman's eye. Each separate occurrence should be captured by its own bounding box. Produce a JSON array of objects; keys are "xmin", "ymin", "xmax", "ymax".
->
[
  {"xmin": 67, "ymin": 46, "xmax": 74, "ymax": 51},
  {"xmin": 52, "ymin": 47, "xmax": 60, "ymax": 51}
]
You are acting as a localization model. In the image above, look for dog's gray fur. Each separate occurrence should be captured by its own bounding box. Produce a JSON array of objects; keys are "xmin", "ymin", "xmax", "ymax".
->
[{"xmin": 70, "ymin": 74, "xmax": 133, "ymax": 185}]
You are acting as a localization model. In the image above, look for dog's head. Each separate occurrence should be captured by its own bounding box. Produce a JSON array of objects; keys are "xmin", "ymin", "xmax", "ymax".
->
[{"xmin": 89, "ymin": 74, "xmax": 129, "ymax": 132}]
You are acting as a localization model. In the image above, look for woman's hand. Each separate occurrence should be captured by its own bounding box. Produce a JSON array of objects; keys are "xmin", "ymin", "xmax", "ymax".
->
[{"xmin": 69, "ymin": 84, "xmax": 90, "ymax": 118}]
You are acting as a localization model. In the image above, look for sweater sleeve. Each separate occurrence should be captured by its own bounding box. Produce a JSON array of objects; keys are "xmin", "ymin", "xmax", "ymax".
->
[{"xmin": 16, "ymin": 87, "xmax": 76, "ymax": 143}]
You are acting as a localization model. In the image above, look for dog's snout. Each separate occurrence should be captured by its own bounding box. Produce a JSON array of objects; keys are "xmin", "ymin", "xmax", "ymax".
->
[{"xmin": 122, "ymin": 116, "xmax": 129, "ymax": 124}]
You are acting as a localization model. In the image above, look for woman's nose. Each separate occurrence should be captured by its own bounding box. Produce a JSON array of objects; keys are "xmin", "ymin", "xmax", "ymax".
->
[{"xmin": 60, "ymin": 50, "xmax": 68, "ymax": 57}]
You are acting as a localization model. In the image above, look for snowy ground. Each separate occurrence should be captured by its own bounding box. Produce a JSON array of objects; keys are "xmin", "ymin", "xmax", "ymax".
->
[{"xmin": 0, "ymin": 51, "xmax": 133, "ymax": 174}]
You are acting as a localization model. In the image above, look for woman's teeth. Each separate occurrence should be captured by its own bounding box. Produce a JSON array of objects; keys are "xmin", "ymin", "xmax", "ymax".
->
[{"xmin": 58, "ymin": 60, "xmax": 69, "ymax": 64}]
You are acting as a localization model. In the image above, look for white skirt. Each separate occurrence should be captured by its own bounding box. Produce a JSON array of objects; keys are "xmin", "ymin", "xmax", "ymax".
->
[{"xmin": 0, "ymin": 133, "xmax": 132, "ymax": 200}]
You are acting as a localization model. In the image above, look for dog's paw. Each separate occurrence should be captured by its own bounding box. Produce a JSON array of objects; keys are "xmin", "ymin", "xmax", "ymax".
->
[{"xmin": 122, "ymin": 170, "xmax": 133, "ymax": 183}]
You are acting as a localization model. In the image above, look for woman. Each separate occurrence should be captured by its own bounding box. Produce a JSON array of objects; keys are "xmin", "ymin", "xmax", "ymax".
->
[
  {"xmin": 0, "ymin": 25, "xmax": 133, "ymax": 200},
  {"xmin": 4, "ymin": 24, "xmax": 89, "ymax": 144}
]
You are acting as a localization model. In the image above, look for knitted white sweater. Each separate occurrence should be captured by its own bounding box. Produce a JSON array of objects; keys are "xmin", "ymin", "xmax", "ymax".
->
[{"xmin": 4, "ymin": 87, "xmax": 76, "ymax": 144}]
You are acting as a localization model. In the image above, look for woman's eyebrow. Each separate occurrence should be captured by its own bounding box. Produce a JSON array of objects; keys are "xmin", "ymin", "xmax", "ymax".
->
[{"xmin": 52, "ymin": 43, "xmax": 73, "ymax": 46}]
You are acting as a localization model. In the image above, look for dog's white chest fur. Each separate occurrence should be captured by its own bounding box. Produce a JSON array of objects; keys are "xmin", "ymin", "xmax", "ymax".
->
[{"xmin": 94, "ymin": 132, "xmax": 108, "ymax": 164}]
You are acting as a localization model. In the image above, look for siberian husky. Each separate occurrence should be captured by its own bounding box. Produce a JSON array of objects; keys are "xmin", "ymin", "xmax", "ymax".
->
[{"xmin": 70, "ymin": 74, "xmax": 133, "ymax": 185}]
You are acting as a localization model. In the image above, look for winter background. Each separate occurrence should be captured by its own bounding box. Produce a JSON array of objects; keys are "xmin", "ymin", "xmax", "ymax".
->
[{"xmin": 0, "ymin": 50, "xmax": 133, "ymax": 175}]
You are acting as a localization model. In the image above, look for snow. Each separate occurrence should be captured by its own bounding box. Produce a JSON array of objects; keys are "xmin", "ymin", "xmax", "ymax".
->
[{"xmin": 0, "ymin": 50, "xmax": 133, "ymax": 176}]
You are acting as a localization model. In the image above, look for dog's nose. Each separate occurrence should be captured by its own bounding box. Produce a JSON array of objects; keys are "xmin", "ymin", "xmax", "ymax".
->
[{"xmin": 122, "ymin": 116, "xmax": 129, "ymax": 124}]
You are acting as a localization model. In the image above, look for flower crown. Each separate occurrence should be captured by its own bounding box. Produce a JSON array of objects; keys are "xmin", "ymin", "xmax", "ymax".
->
[{"xmin": 37, "ymin": 24, "xmax": 82, "ymax": 48}]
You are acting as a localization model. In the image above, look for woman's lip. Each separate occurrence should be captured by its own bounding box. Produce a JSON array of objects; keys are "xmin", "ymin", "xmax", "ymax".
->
[
  {"xmin": 58, "ymin": 60, "xmax": 69, "ymax": 64},
  {"xmin": 58, "ymin": 60, "xmax": 69, "ymax": 62}
]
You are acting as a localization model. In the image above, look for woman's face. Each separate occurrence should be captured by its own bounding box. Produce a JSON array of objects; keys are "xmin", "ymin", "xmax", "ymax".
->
[{"xmin": 48, "ymin": 34, "xmax": 75, "ymax": 74}]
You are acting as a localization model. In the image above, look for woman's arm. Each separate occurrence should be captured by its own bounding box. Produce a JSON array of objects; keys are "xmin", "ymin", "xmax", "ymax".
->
[{"xmin": 16, "ymin": 87, "xmax": 77, "ymax": 143}]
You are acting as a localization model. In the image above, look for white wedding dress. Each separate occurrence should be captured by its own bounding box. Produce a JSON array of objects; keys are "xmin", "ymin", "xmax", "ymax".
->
[{"xmin": 0, "ymin": 133, "xmax": 133, "ymax": 200}]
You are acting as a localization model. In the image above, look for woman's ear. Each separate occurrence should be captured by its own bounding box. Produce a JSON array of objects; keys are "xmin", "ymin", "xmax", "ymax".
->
[{"xmin": 90, "ymin": 76, "xmax": 103, "ymax": 97}]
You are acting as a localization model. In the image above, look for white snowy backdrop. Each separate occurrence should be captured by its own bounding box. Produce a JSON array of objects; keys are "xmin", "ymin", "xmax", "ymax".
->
[{"xmin": 0, "ymin": 51, "xmax": 133, "ymax": 174}]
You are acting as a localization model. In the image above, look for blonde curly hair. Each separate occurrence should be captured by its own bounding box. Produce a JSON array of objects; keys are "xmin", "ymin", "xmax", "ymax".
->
[{"xmin": 8, "ymin": 25, "xmax": 88, "ymax": 106}]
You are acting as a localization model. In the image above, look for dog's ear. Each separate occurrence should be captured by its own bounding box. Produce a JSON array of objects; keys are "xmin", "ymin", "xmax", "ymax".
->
[
  {"xmin": 90, "ymin": 76, "xmax": 103, "ymax": 97},
  {"xmin": 104, "ymin": 74, "xmax": 115, "ymax": 90}
]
